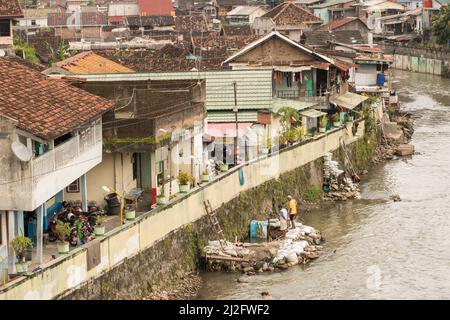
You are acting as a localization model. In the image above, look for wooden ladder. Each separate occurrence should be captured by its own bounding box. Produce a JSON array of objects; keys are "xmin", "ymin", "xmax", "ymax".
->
[{"xmin": 203, "ymin": 200, "xmax": 225, "ymax": 249}]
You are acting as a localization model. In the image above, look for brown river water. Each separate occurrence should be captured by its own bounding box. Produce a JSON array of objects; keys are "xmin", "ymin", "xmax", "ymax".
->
[{"xmin": 196, "ymin": 70, "xmax": 450, "ymax": 300}]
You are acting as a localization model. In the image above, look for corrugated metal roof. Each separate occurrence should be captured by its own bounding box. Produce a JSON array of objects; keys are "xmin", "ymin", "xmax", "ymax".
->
[
  {"xmin": 227, "ymin": 6, "xmax": 263, "ymax": 16},
  {"xmin": 272, "ymin": 98, "xmax": 317, "ymax": 113},
  {"xmin": 330, "ymin": 92, "xmax": 368, "ymax": 110},
  {"xmin": 299, "ymin": 109, "xmax": 326, "ymax": 118},
  {"xmin": 79, "ymin": 69, "xmax": 274, "ymax": 111},
  {"xmin": 207, "ymin": 110, "xmax": 258, "ymax": 123}
]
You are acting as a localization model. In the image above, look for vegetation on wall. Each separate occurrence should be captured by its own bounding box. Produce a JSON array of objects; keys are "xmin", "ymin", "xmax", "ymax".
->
[
  {"xmin": 13, "ymin": 37, "xmax": 40, "ymax": 64},
  {"xmin": 354, "ymin": 106, "xmax": 377, "ymax": 170},
  {"xmin": 432, "ymin": 5, "xmax": 450, "ymax": 46}
]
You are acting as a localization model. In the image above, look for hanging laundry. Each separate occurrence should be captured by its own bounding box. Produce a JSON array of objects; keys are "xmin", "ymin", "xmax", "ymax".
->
[{"xmin": 299, "ymin": 71, "xmax": 303, "ymax": 84}]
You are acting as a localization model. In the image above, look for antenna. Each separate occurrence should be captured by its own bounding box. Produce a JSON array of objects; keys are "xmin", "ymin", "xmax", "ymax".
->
[{"xmin": 11, "ymin": 141, "xmax": 33, "ymax": 162}]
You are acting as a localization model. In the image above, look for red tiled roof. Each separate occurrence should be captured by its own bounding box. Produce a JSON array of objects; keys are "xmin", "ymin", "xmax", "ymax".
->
[
  {"xmin": 262, "ymin": 1, "xmax": 321, "ymax": 25},
  {"xmin": 318, "ymin": 17, "xmax": 366, "ymax": 31},
  {"xmin": 56, "ymin": 51, "xmax": 135, "ymax": 74},
  {"xmin": 0, "ymin": 0, "xmax": 23, "ymax": 17},
  {"xmin": 0, "ymin": 57, "xmax": 114, "ymax": 140}
]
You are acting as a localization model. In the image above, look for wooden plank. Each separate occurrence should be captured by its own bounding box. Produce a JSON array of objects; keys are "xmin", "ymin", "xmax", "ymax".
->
[{"xmin": 206, "ymin": 254, "xmax": 249, "ymax": 262}]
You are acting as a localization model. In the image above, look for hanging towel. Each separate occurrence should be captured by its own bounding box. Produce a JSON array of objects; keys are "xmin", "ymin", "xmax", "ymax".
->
[
  {"xmin": 299, "ymin": 71, "xmax": 303, "ymax": 84},
  {"xmin": 86, "ymin": 239, "xmax": 101, "ymax": 271},
  {"xmin": 239, "ymin": 168, "xmax": 245, "ymax": 186}
]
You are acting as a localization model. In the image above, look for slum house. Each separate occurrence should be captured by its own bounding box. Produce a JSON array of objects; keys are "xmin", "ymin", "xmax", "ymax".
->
[
  {"xmin": 375, "ymin": 4, "xmax": 441, "ymax": 36},
  {"xmin": 47, "ymin": 10, "xmax": 109, "ymax": 42},
  {"xmin": 216, "ymin": 0, "xmax": 254, "ymax": 17},
  {"xmin": 221, "ymin": 24, "xmax": 255, "ymax": 36},
  {"xmin": 107, "ymin": 0, "xmax": 140, "ymax": 25},
  {"xmin": 310, "ymin": 0, "xmax": 358, "ymax": 25},
  {"xmin": 0, "ymin": 0, "xmax": 23, "ymax": 51},
  {"xmin": 222, "ymin": 31, "xmax": 365, "ymax": 144},
  {"xmin": 253, "ymin": 1, "xmax": 322, "ymax": 41},
  {"xmin": 317, "ymin": 17, "xmax": 369, "ymax": 39},
  {"xmin": 0, "ymin": 56, "xmax": 114, "ymax": 275},
  {"xmin": 226, "ymin": 6, "xmax": 267, "ymax": 25},
  {"xmin": 16, "ymin": 8, "xmax": 61, "ymax": 28},
  {"xmin": 356, "ymin": 0, "xmax": 406, "ymax": 33},
  {"xmin": 72, "ymin": 78, "xmax": 207, "ymax": 209},
  {"xmin": 303, "ymin": 30, "xmax": 366, "ymax": 49}
]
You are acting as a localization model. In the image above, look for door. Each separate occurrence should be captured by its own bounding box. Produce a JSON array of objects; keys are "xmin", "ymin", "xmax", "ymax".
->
[
  {"xmin": 139, "ymin": 153, "xmax": 152, "ymax": 191},
  {"xmin": 304, "ymin": 71, "xmax": 313, "ymax": 97}
]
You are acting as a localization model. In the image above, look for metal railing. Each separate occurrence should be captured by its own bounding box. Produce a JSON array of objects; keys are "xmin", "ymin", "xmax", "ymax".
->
[{"xmin": 275, "ymin": 89, "xmax": 328, "ymax": 103}]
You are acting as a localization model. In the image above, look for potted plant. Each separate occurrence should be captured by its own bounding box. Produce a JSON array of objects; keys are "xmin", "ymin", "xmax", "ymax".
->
[
  {"xmin": 219, "ymin": 163, "xmax": 228, "ymax": 172},
  {"xmin": 10, "ymin": 236, "xmax": 32, "ymax": 274},
  {"xmin": 177, "ymin": 171, "xmax": 193, "ymax": 193},
  {"xmin": 156, "ymin": 186, "xmax": 168, "ymax": 205},
  {"xmin": 125, "ymin": 206, "xmax": 136, "ymax": 221},
  {"xmin": 261, "ymin": 135, "xmax": 272, "ymax": 154},
  {"xmin": 201, "ymin": 168, "xmax": 210, "ymax": 182},
  {"xmin": 319, "ymin": 116, "xmax": 327, "ymax": 133},
  {"xmin": 347, "ymin": 112, "xmax": 354, "ymax": 122},
  {"xmin": 55, "ymin": 220, "xmax": 71, "ymax": 254},
  {"xmin": 332, "ymin": 113, "xmax": 340, "ymax": 127},
  {"xmin": 94, "ymin": 214, "xmax": 107, "ymax": 236}
]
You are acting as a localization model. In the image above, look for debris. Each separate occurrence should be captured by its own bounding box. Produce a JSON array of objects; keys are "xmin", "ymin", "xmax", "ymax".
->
[
  {"xmin": 203, "ymin": 224, "xmax": 323, "ymax": 274},
  {"xmin": 390, "ymin": 194, "xmax": 402, "ymax": 202}
]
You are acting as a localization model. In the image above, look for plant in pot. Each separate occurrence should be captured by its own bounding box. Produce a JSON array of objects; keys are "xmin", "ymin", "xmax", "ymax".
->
[
  {"xmin": 262, "ymin": 135, "xmax": 272, "ymax": 154},
  {"xmin": 55, "ymin": 220, "xmax": 71, "ymax": 254},
  {"xmin": 347, "ymin": 112, "xmax": 354, "ymax": 122},
  {"xmin": 319, "ymin": 116, "xmax": 327, "ymax": 133},
  {"xmin": 94, "ymin": 214, "xmax": 107, "ymax": 236},
  {"xmin": 10, "ymin": 236, "xmax": 32, "ymax": 274},
  {"xmin": 156, "ymin": 186, "xmax": 168, "ymax": 205},
  {"xmin": 332, "ymin": 113, "xmax": 340, "ymax": 127},
  {"xmin": 125, "ymin": 205, "xmax": 136, "ymax": 221},
  {"xmin": 286, "ymin": 127, "xmax": 297, "ymax": 144},
  {"xmin": 201, "ymin": 168, "xmax": 210, "ymax": 182},
  {"xmin": 178, "ymin": 171, "xmax": 193, "ymax": 193}
]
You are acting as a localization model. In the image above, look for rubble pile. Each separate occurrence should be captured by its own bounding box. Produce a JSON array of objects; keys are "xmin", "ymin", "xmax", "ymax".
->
[
  {"xmin": 203, "ymin": 224, "xmax": 323, "ymax": 275},
  {"xmin": 145, "ymin": 272, "xmax": 202, "ymax": 300},
  {"xmin": 323, "ymin": 152, "xmax": 361, "ymax": 201}
]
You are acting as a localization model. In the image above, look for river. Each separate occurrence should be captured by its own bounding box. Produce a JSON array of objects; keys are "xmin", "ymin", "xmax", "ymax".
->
[{"xmin": 196, "ymin": 70, "xmax": 450, "ymax": 300}]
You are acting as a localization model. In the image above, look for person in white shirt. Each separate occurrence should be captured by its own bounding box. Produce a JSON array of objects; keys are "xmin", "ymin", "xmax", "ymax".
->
[{"xmin": 278, "ymin": 205, "xmax": 288, "ymax": 239}]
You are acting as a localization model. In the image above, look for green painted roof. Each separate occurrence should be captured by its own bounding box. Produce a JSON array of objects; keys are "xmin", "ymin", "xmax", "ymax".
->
[
  {"xmin": 79, "ymin": 70, "xmax": 274, "ymax": 111},
  {"xmin": 207, "ymin": 110, "xmax": 259, "ymax": 123}
]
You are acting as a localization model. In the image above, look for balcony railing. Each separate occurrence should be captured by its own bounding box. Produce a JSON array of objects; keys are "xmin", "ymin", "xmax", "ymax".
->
[
  {"xmin": 31, "ymin": 122, "xmax": 102, "ymax": 179},
  {"xmin": 276, "ymin": 89, "xmax": 328, "ymax": 103}
]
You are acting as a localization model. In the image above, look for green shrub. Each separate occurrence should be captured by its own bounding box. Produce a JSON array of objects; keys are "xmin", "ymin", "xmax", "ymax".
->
[
  {"xmin": 303, "ymin": 186, "xmax": 323, "ymax": 202},
  {"xmin": 177, "ymin": 171, "xmax": 194, "ymax": 185},
  {"xmin": 10, "ymin": 236, "xmax": 33, "ymax": 262}
]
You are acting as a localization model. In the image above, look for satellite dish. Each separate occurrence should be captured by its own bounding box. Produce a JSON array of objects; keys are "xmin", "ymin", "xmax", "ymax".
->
[
  {"xmin": 0, "ymin": 50, "xmax": 5, "ymax": 57},
  {"xmin": 11, "ymin": 141, "xmax": 32, "ymax": 162}
]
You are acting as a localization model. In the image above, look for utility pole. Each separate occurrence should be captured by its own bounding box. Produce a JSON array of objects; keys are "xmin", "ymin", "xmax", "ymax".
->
[{"xmin": 233, "ymin": 81, "xmax": 238, "ymax": 166}]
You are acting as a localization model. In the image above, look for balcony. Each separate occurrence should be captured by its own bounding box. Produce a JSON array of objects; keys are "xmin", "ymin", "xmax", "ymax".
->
[
  {"xmin": 275, "ymin": 89, "xmax": 329, "ymax": 104},
  {"xmin": 19, "ymin": 122, "xmax": 102, "ymax": 211}
]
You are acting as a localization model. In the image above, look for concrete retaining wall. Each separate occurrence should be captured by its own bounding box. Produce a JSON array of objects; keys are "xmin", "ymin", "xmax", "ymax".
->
[{"xmin": 0, "ymin": 122, "xmax": 365, "ymax": 300}]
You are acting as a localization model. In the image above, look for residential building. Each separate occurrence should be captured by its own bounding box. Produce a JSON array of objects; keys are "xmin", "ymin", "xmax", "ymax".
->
[
  {"xmin": 253, "ymin": 1, "xmax": 322, "ymax": 41},
  {"xmin": 317, "ymin": 17, "xmax": 370, "ymax": 41},
  {"xmin": 304, "ymin": 30, "xmax": 366, "ymax": 48},
  {"xmin": 70, "ymin": 78, "xmax": 207, "ymax": 206},
  {"xmin": 0, "ymin": 0, "xmax": 23, "ymax": 50},
  {"xmin": 17, "ymin": 8, "xmax": 61, "ymax": 28},
  {"xmin": 217, "ymin": 0, "xmax": 251, "ymax": 17},
  {"xmin": 226, "ymin": 6, "xmax": 266, "ymax": 25},
  {"xmin": 0, "ymin": 56, "xmax": 114, "ymax": 272},
  {"xmin": 356, "ymin": 0, "xmax": 406, "ymax": 32},
  {"xmin": 310, "ymin": 0, "xmax": 356, "ymax": 25},
  {"xmin": 376, "ymin": 4, "xmax": 441, "ymax": 35}
]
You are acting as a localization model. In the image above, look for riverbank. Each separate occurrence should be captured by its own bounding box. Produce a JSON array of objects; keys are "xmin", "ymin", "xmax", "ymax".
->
[{"xmin": 198, "ymin": 70, "xmax": 450, "ymax": 300}]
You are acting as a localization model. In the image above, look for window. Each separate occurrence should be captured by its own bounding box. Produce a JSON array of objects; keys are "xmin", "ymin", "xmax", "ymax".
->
[
  {"xmin": 66, "ymin": 179, "xmax": 80, "ymax": 193},
  {"xmin": 0, "ymin": 19, "xmax": 11, "ymax": 37},
  {"xmin": 376, "ymin": 64, "xmax": 382, "ymax": 71},
  {"xmin": 156, "ymin": 160, "xmax": 166, "ymax": 185},
  {"xmin": 31, "ymin": 20, "xmax": 36, "ymax": 26}
]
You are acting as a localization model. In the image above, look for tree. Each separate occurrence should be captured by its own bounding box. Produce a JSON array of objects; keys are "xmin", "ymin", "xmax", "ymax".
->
[{"xmin": 432, "ymin": 5, "xmax": 450, "ymax": 45}]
